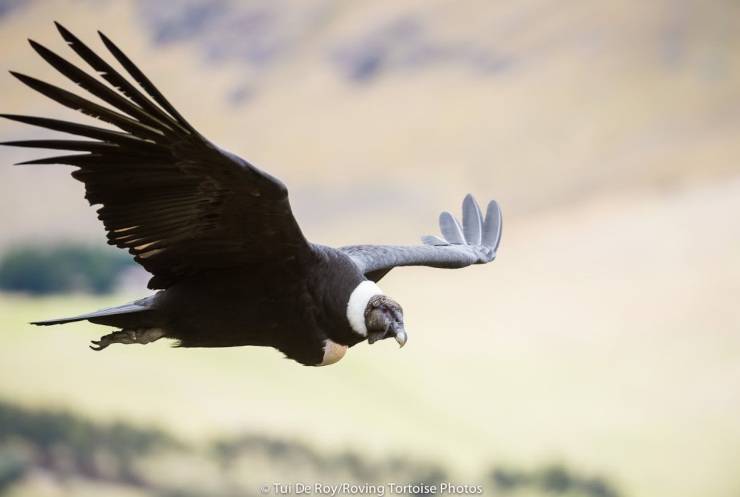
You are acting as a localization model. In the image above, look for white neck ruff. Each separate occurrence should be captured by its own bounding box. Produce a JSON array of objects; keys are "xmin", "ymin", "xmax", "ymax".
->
[{"xmin": 346, "ymin": 280, "xmax": 384, "ymax": 336}]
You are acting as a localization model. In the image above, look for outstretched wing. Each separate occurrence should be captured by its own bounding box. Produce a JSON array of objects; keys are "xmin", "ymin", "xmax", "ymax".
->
[
  {"xmin": 340, "ymin": 194, "xmax": 502, "ymax": 282},
  {"xmin": 2, "ymin": 23, "xmax": 311, "ymax": 289}
]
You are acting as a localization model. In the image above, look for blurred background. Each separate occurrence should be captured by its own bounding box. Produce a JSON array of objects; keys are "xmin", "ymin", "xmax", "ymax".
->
[{"xmin": 1, "ymin": 0, "xmax": 739, "ymax": 496}]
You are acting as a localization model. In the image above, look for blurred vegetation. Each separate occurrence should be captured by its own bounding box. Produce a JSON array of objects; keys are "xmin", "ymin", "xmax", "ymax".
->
[
  {"xmin": 0, "ymin": 243, "xmax": 133, "ymax": 295},
  {"xmin": 0, "ymin": 399, "xmax": 619, "ymax": 497},
  {"xmin": 491, "ymin": 465, "xmax": 618, "ymax": 497},
  {"xmin": 0, "ymin": 399, "xmax": 180, "ymax": 493}
]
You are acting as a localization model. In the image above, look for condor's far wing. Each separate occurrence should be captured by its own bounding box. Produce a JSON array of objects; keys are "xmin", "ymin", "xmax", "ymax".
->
[
  {"xmin": 340, "ymin": 194, "xmax": 502, "ymax": 282},
  {"xmin": 2, "ymin": 23, "xmax": 312, "ymax": 289}
]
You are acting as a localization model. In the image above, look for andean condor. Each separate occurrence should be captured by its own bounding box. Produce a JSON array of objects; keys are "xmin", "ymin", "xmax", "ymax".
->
[{"xmin": 2, "ymin": 24, "xmax": 502, "ymax": 366}]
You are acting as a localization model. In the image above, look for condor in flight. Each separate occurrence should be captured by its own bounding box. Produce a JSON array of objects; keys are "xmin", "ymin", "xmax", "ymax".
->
[{"xmin": 2, "ymin": 24, "xmax": 502, "ymax": 366}]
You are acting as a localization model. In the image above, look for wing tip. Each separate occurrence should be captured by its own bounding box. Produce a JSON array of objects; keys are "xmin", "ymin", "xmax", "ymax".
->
[
  {"xmin": 27, "ymin": 39, "xmax": 56, "ymax": 63},
  {"xmin": 97, "ymin": 29, "xmax": 114, "ymax": 48},
  {"xmin": 483, "ymin": 199, "xmax": 502, "ymax": 251},
  {"xmin": 462, "ymin": 193, "xmax": 480, "ymax": 213},
  {"xmin": 438, "ymin": 210, "xmax": 466, "ymax": 245},
  {"xmin": 28, "ymin": 38, "xmax": 56, "ymax": 59},
  {"xmin": 8, "ymin": 71, "xmax": 42, "ymax": 89},
  {"xmin": 0, "ymin": 140, "xmax": 31, "ymax": 148},
  {"xmin": 486, "ymin": 199, "xmax": 502, "ymax": 223},
  {"xmin": 54, "ymin": 21, "xmax": 76, "ymax": 43},
  {"xmin": 461, "ymin": 193, "xmax": 483, "ymax": 245}
]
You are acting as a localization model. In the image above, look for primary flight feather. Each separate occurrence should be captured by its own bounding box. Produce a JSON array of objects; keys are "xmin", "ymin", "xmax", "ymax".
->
[{"xmin": 3, "ymin": 23, "xmax": 502, "ymax": 366}]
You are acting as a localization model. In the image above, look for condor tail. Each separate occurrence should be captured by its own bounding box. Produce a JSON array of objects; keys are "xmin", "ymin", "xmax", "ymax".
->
[{"xmin": 32, "ymin": 297, "xmax": 156, "ymax": 327}]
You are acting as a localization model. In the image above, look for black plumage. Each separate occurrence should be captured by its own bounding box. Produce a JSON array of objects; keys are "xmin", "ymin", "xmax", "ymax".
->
[{"xmin": 3, "ymin": 24, "xmax": 502, "ymax": 366}]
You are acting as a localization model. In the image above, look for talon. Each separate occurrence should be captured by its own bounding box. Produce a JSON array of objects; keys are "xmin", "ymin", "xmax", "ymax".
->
[
  {"xmin": 87, "ymin": 328, "xmax": 164, "ymax": 351},
  {"xmin": 89, "ymin": 337, "xmax": 112, "ymax": 351}
]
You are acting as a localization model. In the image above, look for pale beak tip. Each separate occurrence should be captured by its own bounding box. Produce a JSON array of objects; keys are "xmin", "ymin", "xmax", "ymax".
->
[{"xmin": 395, "ymin": 330, "xmax": 407, "ymax": 348}]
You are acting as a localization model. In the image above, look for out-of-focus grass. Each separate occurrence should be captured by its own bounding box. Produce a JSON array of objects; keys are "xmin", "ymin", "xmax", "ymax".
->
[{"xmin": 0, "ymin": 398, "xmax": 619, "ymax": 496}]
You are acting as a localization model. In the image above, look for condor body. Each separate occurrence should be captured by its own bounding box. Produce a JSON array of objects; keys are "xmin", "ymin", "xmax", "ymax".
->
[{"xmin": 3, "ymin": 24, "xmax": 502, "ymax": 366}]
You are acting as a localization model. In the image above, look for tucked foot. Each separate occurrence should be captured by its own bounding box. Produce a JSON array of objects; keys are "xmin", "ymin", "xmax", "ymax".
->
[{"xmin": 90, "ymin": 328, "xmax": 165, "ymax": 351}]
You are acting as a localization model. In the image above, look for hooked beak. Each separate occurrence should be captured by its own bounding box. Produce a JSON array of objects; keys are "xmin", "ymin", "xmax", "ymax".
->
[
  {"xmin": 366, "ymin": 322, "xmax": 408, "ymax": 348},
  {"xmin": 390, "ymin": 320, "xmax": 407, "ymax": 348},
  {"xmin": 394, "ymin": 328, "xmax": 407, "ymax": 348}
]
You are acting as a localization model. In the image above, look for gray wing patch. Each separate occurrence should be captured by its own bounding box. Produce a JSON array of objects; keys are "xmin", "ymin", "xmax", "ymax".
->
[
  {"xmin": 462, "ymin": 194, "xmax": 483, "ymax": 246},
  {"xmin": 439, "ymin": 211, "xmax": 466, "ymax": 244},
  {"xmin": 421, "ymin": 235, "xmax": 448, "ymax": 246},
  {"xmin": 483, "ymin": 199, "xmax": 503, "ymax": 250},
  {"xmin": 423, "ymin": 194, "xmax": 501, "ymax": 252},
  {"xmin": 341, "ymin": 194, "xmax": 502, "ymax": 281}
]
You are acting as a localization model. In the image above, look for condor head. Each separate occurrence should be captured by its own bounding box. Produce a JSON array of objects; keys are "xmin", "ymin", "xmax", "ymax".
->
[{"xmin": 364, "ymin": 295, "xmax": 407, "ymax": 347}]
